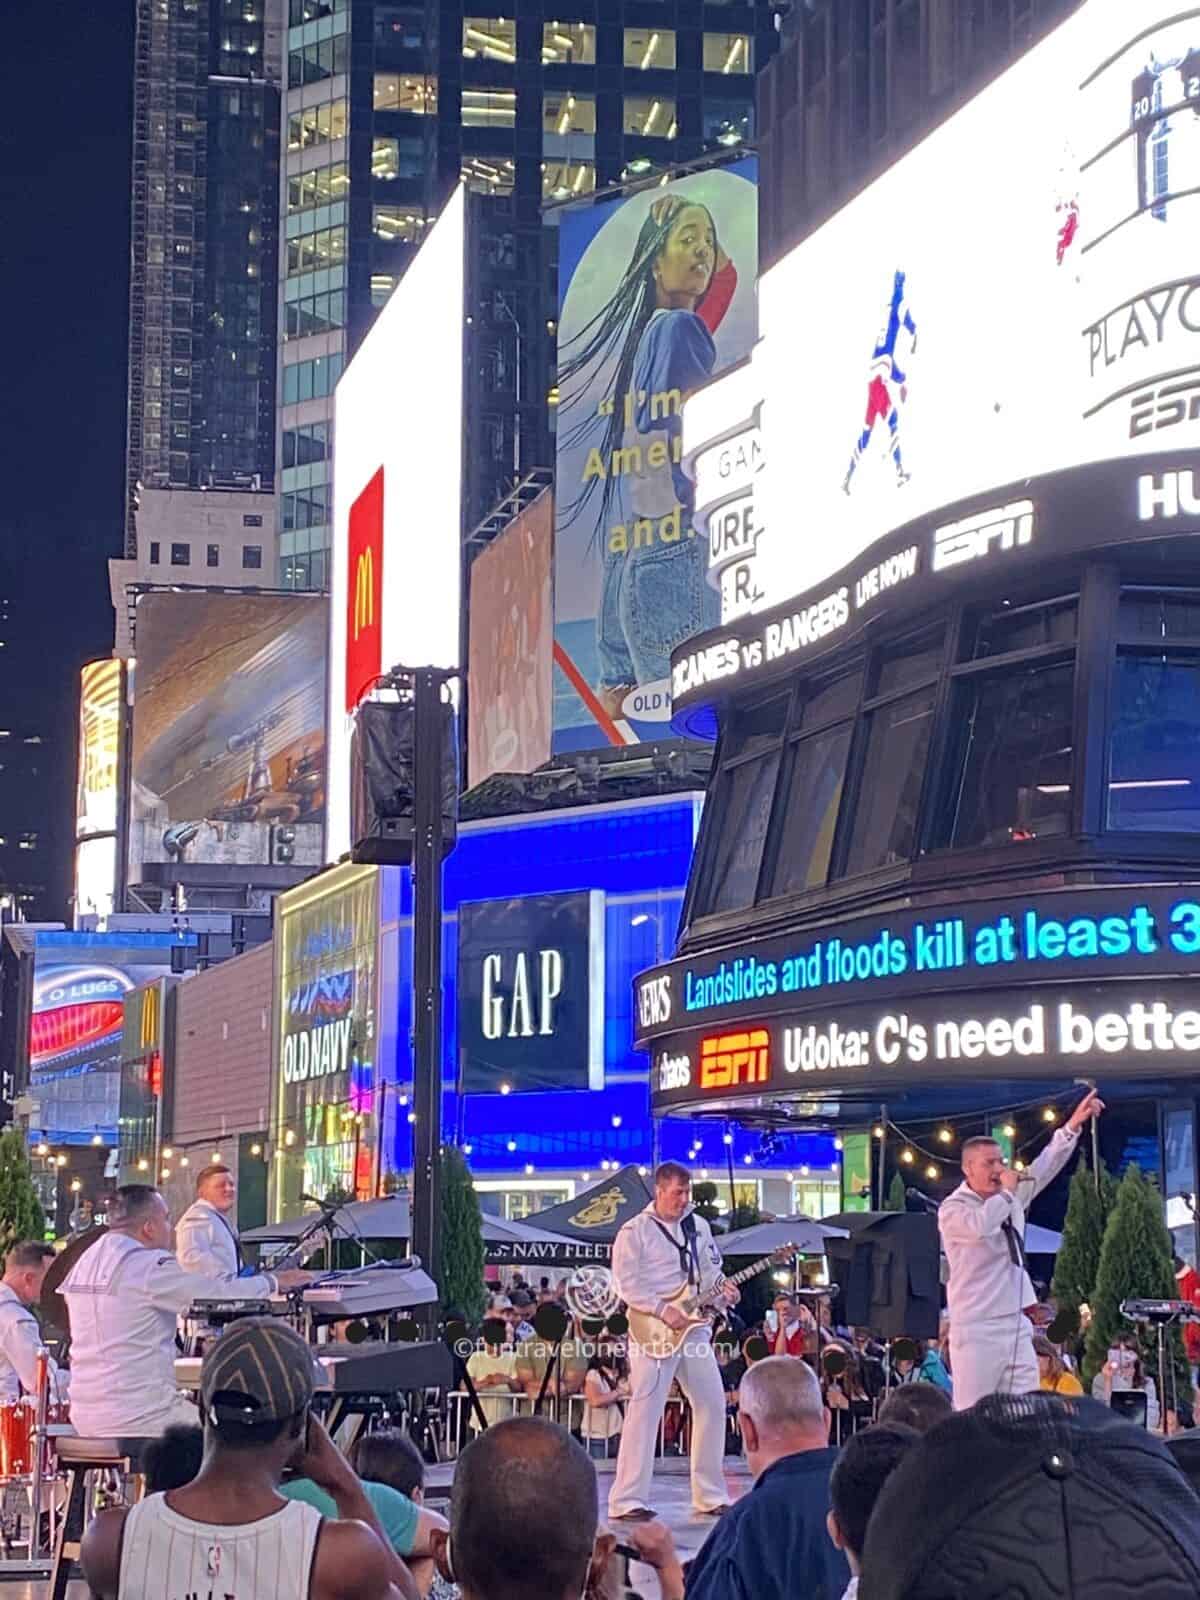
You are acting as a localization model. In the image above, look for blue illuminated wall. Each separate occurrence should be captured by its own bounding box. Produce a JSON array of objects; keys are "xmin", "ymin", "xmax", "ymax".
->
[{"xmin": 373, "ymin": 796, "xmax": 837, "ymax": 1178}]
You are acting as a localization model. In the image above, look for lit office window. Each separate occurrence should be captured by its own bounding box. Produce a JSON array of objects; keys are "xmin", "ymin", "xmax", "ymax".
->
[
  {"xmin": 462, "ymin": 17, "xmax": 517, "ymax": 60},
  {"xmin": 543, "ymin": 92, "xmax": 596, "ymax": 138},
  {"xmin": 371, "ymin": 274, "xmax": 398, "ymax": 307},
  {"xmin": 461, "ymin": 88, "xmax": 517, "ymax": 128},
  {"xmin": 624, "ymin": 28, "xmax": 676, "ymax": 70},
  {"xmin": 703, "ymin": 32, "xmax": 752, "ymax": 73},
  {"xmin": 461, "ymin": 155, "xmax": 515, "ymax": 196},
  {"xmin": 374, "ymin": 73, "xmax": 436, "ymax": 114},
  {"xmin": 703, "ymin": 98, "xmax": 753, "ymax": 146},
  {"xmin": 372, "ymin": 206, "xmax": 427, "ymax": 243},
  {"xmin": 287, "ymin": 162, "xmax": 349, "ymax": 212},
  {"xmin": 542, "ymin": 22, "xmax": 595, "ymax": 65},
  {"xmin": 542, "ymin": 158, "xmax": 595, "ymax": 201},
  {"xmin": 288, "ymin": 98, "xmax": 348, "ymax": 150},
  {"xmin": 372, "ymin": 134, "xmax": 425, "ymax": 180},
  {"xmin": 624, "ymin": 95, "xmax": 677, "ymax": 138}
]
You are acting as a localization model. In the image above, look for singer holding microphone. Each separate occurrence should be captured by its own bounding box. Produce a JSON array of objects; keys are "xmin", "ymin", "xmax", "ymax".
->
[{"xmin": 939, "ymin": 1088, "xmax": 1103, "ymax": 1410}]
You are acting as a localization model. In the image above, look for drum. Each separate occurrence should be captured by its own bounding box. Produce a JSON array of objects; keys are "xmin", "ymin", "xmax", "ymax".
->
[
  {"xmin": 0, "ymin": 1400, "xmax": 35, "ymax": 1478},
  {"xmin": 0, "ymin": 1397, "xmax": 68, "ymax": 1479}
]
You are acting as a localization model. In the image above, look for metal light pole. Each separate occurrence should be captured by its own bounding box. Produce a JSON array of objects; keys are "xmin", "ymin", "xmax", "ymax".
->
[{"xmin": 408, "ymin": 667, "xmax": 456, "ymax": 1327}]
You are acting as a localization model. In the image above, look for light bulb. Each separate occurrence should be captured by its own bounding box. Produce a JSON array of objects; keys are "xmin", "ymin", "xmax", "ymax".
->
[
  {"xmin": 872, "ymin": 1126, "xmax": 884, "ymax": 1139},
  {"xmin": 937, "ymin": 1128, "xmax": 953, "ymax": 1144},
  {"xmin": 1002, "ymin": 1124, "xmax": 1016, "ymax": 1139},
  {"xmin": 925, "ymin": 1165, "xmax": 939, "ymax": 1180},
  {"xmin": 1042, "ymin": 1108, "xmax": 1057, "ymax": 1124},
  {"xmin": 900, "ymin": 1149, "xmax": 915, "ymax": 1165}
]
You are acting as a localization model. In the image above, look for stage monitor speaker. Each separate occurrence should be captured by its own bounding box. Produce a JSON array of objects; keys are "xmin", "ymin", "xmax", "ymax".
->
[
  {"xmin": 823, "ymin": 1212, "xmax": 940, "ymax": 1339},
  {"xmin": 350, "ymin": 698, "xmax": 458, "ymax": 865}
]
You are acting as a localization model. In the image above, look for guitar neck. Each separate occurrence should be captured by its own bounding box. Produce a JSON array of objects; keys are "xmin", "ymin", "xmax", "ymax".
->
[{"xmin": 726, "ymin": 1253, "xmax": 779, "ymax": 1287}]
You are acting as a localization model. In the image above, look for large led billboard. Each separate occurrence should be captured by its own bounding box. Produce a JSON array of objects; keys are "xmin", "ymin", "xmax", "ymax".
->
[
  {"xmin": 552, "ymin": 158, "xmax": 758, "ymax": 752},
  {"xmin": 127, "ymin": 591, "xmax": 326, "ymax": 881},
  {"xmin": 328, "ymin": 184, "xmax": 466, "ymax": 860},
  {"xmin": 27, "ymin": 930, "xmax": 192, "ymax": 1143},
  {"xmin": 76, "ymin": 660, "xmax": 121, "ymax": 840},
  {"xmin": 688, "ymin": 1, "xmax": 1200, "ymax": 618},
  {"xmin": 271, "ymin": 863, "xmax": 379, "ymax": 1217},
  {"xmin": 467, "ymin": 486, "xmax": 553, "ymax": 785}
]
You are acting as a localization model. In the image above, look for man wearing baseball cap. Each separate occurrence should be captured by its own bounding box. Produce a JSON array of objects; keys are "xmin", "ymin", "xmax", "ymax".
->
[{"xmin": 81, "ymin": 1317, "xmax": 417, "ymax": 1600}]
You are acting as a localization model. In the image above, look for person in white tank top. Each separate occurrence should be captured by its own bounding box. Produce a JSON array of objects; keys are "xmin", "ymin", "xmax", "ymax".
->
[{"xmin": 80, "ymin": 1317, "xmax": 415, "ymax": 1600}]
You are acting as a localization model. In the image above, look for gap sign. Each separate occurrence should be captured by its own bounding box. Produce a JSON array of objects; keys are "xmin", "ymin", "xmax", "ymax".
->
[{"xmin": 456, "ymin": 890, "xmax": 605, "ymax": 1095}]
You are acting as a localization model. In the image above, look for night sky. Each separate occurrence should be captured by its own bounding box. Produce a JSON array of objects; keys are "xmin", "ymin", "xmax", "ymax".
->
[{"xmin": 2, "ymin": 2, "xmax": 135, "ymax": 919}]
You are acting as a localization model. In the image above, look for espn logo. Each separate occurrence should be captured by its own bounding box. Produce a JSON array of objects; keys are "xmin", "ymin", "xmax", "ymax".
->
[
  {"xmin": 1130, "ymin": 373, "xmax": 1200, "ymax": 440},
  {"xmin": 932, "ymin": 500, "xmax": 1034, "ymax": 573},
  {"xmin": 699, "ymin": 1028, "xmax": 769, "ymax": 1090}
]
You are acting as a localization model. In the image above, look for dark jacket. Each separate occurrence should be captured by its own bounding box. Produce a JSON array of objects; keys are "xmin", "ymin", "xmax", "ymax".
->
[{"xmin": 685, "ymin": 1447, "xmax": 850, "ymax": 1600}]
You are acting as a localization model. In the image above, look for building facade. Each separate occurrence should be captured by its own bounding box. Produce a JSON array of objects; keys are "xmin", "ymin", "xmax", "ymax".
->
[
  {"xmin": 638, "ymin": 0, "xmax": 1200, "ymax": 1261},
  {"xmin": 276, "ymin": 0, "xmax": 778, "ymax": 589},
  {"xmin": 757, "ymin": 0, "xmax": 1081, "ymax": 267},
  {"xmin": 125, "ymin": 0, "xmax": 284, "ymax": 555}
]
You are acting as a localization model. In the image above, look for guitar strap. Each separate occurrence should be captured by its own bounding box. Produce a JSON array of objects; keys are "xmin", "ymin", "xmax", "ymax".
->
[{"xmin": 651, "ymin": 1216, "xmax": 699, "ymax": 1288}]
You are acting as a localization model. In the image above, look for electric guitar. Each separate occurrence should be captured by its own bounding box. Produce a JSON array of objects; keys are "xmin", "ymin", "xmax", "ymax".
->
[{"xmin": 626, "ymin": 1246, "xmax": 799, "ymax": 1359}]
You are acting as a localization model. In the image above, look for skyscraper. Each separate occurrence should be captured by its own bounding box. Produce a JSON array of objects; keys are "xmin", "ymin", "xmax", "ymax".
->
[
  {"xmin": 757, "ymin": 0, "xmax": 1081, "ymax": 266},
  {"xmin": 277, "ymin": 0, "xmax": 778, "ymax": 590},
  {"xmin": 124, "ymin": 0, "xmax": 284, "ymax": 555}
]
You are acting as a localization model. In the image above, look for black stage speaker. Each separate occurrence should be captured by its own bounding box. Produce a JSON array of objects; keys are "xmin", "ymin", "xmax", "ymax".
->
[
  {"xmin": 823, "ymin": 1212, "xmax": 940, "ymax": 1339},
  {"xmin": 350, "ymin": 698, "xmax": 458, "ymax": 865}
]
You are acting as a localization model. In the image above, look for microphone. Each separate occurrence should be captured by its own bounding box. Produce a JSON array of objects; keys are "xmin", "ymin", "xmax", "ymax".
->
[
  {"xmin": 302, "ymin": 1193, "xmax": 343, "ymax": 1211},
  {"xmin": 905, "ymin": 1187, "xmax": 940, "ymax": 1214}
]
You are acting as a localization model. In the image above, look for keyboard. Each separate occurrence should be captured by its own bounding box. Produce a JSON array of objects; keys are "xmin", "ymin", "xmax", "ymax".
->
[
  {"xmin": 176, "ymin": 1339, "xmax": 452, "ymax": 1397},
  {"xmin": 1120, "ymin": 1298, "xmax": 1200, "ymax": 1323}
]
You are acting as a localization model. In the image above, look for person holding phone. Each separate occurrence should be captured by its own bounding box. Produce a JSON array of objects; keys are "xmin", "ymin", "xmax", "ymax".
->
[
  {"xmin": 1092, "ymin": 1332, "xmax": 1160, "ymax": 1429},
  {"xmin": 80, "ymin": 1316, "xmax": 417, "ymax": 1600}
]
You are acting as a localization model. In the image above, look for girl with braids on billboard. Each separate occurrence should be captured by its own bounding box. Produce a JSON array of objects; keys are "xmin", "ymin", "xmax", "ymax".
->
[{"xmin": 558, "ymin": 193, "xmax": 739, "ymax": 721}]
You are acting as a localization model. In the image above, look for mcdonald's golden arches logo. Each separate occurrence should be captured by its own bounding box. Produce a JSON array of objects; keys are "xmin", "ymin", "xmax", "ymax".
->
[
  {"xmin": 353, "ymin": 546, "xmax": 375, "ymax": 640},
  {"xmin": 345, "ymin": 466, "xmax": 384, "ymax": 713},
  {"xmin": 139, "ymin": 983, "xmax": 160, "ymax": 1050}
]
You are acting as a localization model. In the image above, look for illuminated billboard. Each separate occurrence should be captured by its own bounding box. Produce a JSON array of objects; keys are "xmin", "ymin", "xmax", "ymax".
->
[
  {"xmin": 678, "ymin": 2, "xmax": 1200, "ymax": 619},
  {"xmin": 552, "ymin": 157, "xmax": 758, "ymax": 752},
  {"xmin": 328, "ymin": 184, "xmax": 467, "ymax": 860},
  {"xmin": 127, "ymin": 591, "xmax": 326, "ymax": 880},
  {"xmin": 27, "ymin": 931, "xmax": 192, "ymax": 1142},
  {"xmin": 76, "ymin": 660, "xmax": 121, "ymax": 840},
  {"xmin": 467, "ymin": 486, "xmax": 553, "ymax": 785},
  {"xmin": 271, "ymin": 863, "xmax": 380, "ymax": 1216}
]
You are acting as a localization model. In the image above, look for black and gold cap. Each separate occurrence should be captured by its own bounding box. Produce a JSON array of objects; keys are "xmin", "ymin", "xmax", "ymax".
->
[{"xmin": 200, "ymin": 1316, "xmax": 324, "ymax": 1426}]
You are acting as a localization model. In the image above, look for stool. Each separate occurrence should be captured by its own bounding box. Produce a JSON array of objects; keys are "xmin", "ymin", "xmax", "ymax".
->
[{"xmin": 48, "ymin": 1436, "xmax": 145, "ymax": 1600}]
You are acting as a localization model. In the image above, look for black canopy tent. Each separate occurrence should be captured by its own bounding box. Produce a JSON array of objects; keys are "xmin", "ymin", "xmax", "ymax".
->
[{"xmin": 491, "ymin": 1165, "xmax": 655, "ymax": 1267}]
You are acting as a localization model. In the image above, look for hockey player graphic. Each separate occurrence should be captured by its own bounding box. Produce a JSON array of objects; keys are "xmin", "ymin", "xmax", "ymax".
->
[{"xmin": 843, "ymin": 269, "xmax": 917, "ymax": 495}]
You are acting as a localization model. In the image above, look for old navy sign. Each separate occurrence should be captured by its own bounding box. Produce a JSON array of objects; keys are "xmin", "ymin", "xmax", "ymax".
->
[
  {"xmin": 457, "ymin": 890, "xmax": 605, "ymax": 1095},
  {"xmin": 283, "ymin": 1015, "xmax": 353, "ymax": 1085}
]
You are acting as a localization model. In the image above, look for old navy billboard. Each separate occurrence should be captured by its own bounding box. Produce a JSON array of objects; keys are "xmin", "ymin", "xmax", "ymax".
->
[{"xmin": 552, "ymin": 157, "xmax": 758, "ymax": 752}]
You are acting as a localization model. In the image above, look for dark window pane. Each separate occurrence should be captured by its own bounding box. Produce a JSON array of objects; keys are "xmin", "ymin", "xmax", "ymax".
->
[
  {"xmin": 170, "ymin": 542, "xmax": 190, "ymax": 566},
  {"xmin": 242, "ymin": 544, "xmax": 263, "ymax": 570},
  {"xmin": 724, "ymin": 696, "xmax": 787, "ymax": 761},
  {"xmin": 1108, "ymin": 655, "xmax": 1200, "ymax": 831},
  {"xmin": 798, "ymin": 669, "xmax": 862, "ymax": 730},
  {"xmin": 874, "ymin": 633, "xmax": 942, "ymax": 698},
  {"xmin": 767, "ymin": 724, "xmax": 853, "ymax": 897},
  {"xmin": 973, "ymin": 600, "xmax": 1077, "ymax": 660},
  {"xmin": 1118, "ymin": 594, "xmax": 1200, "ymax": 641},
  {"xmin": 843, "ymin": 685, "xmax": 935, "ymax": 876},
  {"xmin": 700, "ymin": 752, "xmax": 781, "ymax": 914},
  {"xmin": 149, "ymin": 542, "xmax": 160, "ymax": 565},
  {"xmin": 943, "ymin": 662, "xmax": 1074, "ymax": 848},
  {"xmin": 206, "ymin": 544, "xmax": 220, "ymax": 568}
]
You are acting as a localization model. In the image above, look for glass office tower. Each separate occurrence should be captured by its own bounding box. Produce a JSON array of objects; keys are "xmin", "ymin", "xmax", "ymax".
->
[{"xmin": 277, "ymin": 0, "xmax": 778, "ymax": 590}]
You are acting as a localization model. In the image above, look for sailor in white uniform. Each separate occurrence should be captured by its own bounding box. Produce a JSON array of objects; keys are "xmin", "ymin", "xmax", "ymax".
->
[
  {"xmin": 608, "ymin": 1162, "xmax": 737, "ymax": 1521},
  {"xmin": 176, "ymin": 1162, "xmax": 247, "ymax": 1282},
  {"xmin": 0, "ymin": 1241, "xmax": 69, "ymax": 1403},
  {"xmin": 62, "ymin": 1184, "xmax": 310, "ymax": 1439},
  {"xmin": 939, "ymin": 1089, "xmax": 1103, "ymax": 1411}
]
